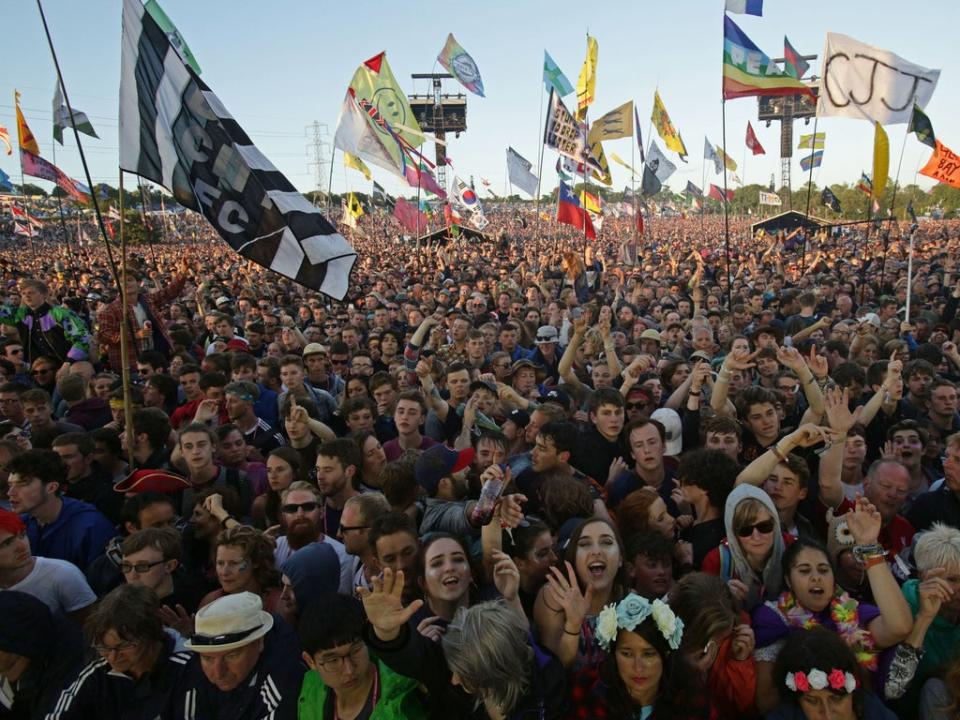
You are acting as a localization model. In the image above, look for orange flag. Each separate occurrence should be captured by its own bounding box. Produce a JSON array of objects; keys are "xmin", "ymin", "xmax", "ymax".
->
[
  {"xmin": 919, "ymin": 140, "xmax": 960, "ymax": 189},
  {"xmin": 15, "ymin": 91, "xmax": 39, "ymax": 156}
]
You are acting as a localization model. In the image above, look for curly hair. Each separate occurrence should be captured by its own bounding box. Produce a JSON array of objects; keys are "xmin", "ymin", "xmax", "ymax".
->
[
  {"xmin": 616, "ymin": 489, "xmax": 664, "ymax": 545},
  {"xmin": 215, "ymin": 525, "xmax": 280, "ymax": 590}
]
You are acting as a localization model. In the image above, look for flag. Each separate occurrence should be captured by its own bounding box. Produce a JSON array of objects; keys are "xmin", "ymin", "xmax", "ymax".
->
[
  {"xmin": 723, "ymin": 16, "xmax": 814, "ymax": 100},
  {"xmin": 15, "ymin": 92, "xmax": 39, "ymax": 156},
  {"xmin": 451, "ymin": 175, "xmax": 487, "ymax": 229},
  {"xmin": 684, "ymin": 181, "xmax": 703, "ymax": 197},
  {"xmin": 907, "ymin": 201, "xmax": 918, "ymax": 224},
  {"xmin": 641, "ymin": 162, "xmax": 661, "ymax": 197},
  {"xmin": 818, "ymin": 34, "xmax": 939, "ymax": 124},
  {"xmin": 20, "ymin": 149, "xmax": 90, "ymax": 202},
  {"xmin": 480, "ymin": 177, "xmax": 491, "ymax": 187},
  {"xmin": 52, "ymin": 82, "xmax": 98, "ymax": 145},
  {"xmin": 0, "ymin": 125, "xmax": 10, "ymax": 156},
  {"xmin": 333, "ymin": 92, "xmax": 403, "ymax": 178},
  {"xmin": 404, "ymin": 162, "xmax": 446, "ymax": 198},
  {"xmin": 346, "ymin": 52, "xmax": 424, "ymax": 178},
  {"xmin": 556, "ymin": 159, "xmax": 572, "ymax": 183},
  {"xmin": 872, "ymin": 122, "xmax": 889, "ymax": 199},
  {"xmin": 704, "ymin": 137, "xmax": 722, "ymax": 174},
  {"xmin": 725, "ymin": 0, "xmax": 763, "ymax": 15},
  {"xmin": 557, "ymin": 181, "xmax": 595, "ymax": 238},
  {"xmin": 909, "ymin": 104, "xmax": 936, "ymax": 149},
  {"xmin": 650, "ymin": 92, "xmax": 687, "ymax": 160},
  {"xmin": 119, "ymin": 0, "xmax": 355, "ymax": 299},
  {"xmin": 588, "ymin": 101, "xmax": 634, "ymax": 143},
  {"xmin": 543, "ymin": 50, "xmax": 574, "ymax": 97},
  {"xmin": 0, "ymin": 168, "xmax": 11, "ymax": 192},
  {"xmin": 574, "ymin": 36, "xmax": 598, "ymax": 120},
  {"xmin": 506, "ymin": 147, "xmax": 539, "ymax": 197},
  {"xmin": 783, "ymin": 36, "xmax": 809, "ymax": 79},
  {"xmin": 745, "ymin": 121, "xmax": 765, "ymax": 155},
  {"xmin": 13, "ymin": 222, "xmax": 35, "ymax": 238},
  {"xmin": 798, "ymin": 132, "xmax": 825, "ymax": 150},
  {"xmin": 343, "ymin": 152, "xmax": 371, "ymax": 181},
  {"xmin": 799, "ymin": 151, "xmax": 823, "ymax": 171},
  {"xmin": 371, "ymin": 181, "xmax": 393, "ymax": 210},
  {"xmin": 437, "ymin": 33, "xmax": 485, "ymax": 97},
  {"xmin": 347, "ymin": 193, "xmax": 364, "ymax": 219},
  {"xmin": 821, "ymin": 186, "xmax": 842, "ymax": 212},
  {"xmin": 708, "ymin": 184, "xmax": 734, "ymax": 203},
  {"xmin": 857, "ymin": 173, "xmax": 872, "ymax": 195},
  {"xmin": 609, "ymin": 152, "xmax": 637, "ymax": 175},
  {"xmin": 716, "ymin": 144, "xmax": 737, "ymax": 172},
  {"xmin": 392, "ymin": 197, "xmax": 426, "ymax": 233},
  {"xmin": 144, "ymin": 0, "xmax": 201, "ymax": 74},
  {"xmin": 544, "ymin": 90, "xmax": 591, "ymax": 167},
  {"xmin": 758, "ymin": 190, "xmax": 781, "ymax": 206},
  {"xmin": 578, "ymin": 189, "xmax": 600, "ymax": 215},
  {"xmin": 647, "ymin": 140, "xmax": 677, "ymax": 183},
  {"xmin": 587, "ymin": 141, "xmax": 612, "ymax": 185},
  {"xmin": 634, "ymin": 104, "xmax": 645, "ymax": 164},
  {"xmin": 919, "ymin": 141, "xmax": 960, "ymax": 190}
]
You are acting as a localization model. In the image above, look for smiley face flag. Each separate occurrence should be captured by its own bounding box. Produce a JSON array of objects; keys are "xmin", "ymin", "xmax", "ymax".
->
[{"xmin": 438, "ymin": 33, "xmax": 485, "ymax": 97}]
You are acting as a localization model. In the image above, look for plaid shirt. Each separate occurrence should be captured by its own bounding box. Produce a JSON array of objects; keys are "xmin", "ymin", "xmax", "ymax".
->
[{"xmin": 96, "ymin": 275, "xmax": 186, "ymax": 370}]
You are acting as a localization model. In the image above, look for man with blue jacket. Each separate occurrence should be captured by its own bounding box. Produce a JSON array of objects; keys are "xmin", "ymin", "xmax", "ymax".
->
[{"xmin": 6, "ymin": 449, "xmax": 117, "ymax": 570}]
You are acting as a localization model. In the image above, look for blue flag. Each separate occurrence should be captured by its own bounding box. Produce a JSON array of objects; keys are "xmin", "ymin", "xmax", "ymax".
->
[
  {"xmin": 799, "ymin": 151, "xmax": 823, "ymax": 171},
  {"xmin": 543, "ymin": 50, "xmax": 574, "ymax": 96},
  {"xmin": 635, "ymin": 103, "xmax": 645, "ymax": 163},
  {"xmin": 0, "ymin": 168, "xmax": 12, "ymax": 191}
]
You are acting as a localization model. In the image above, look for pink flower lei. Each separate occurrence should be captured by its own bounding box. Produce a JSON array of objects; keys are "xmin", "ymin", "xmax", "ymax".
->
[{"xmin": 776, "ymin": 590, "xmax": 877, "ymax": 671}]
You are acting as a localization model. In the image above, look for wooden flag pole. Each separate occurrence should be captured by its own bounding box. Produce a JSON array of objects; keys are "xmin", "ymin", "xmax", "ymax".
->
[
  {"xmin": 118, "ymin": 168, "xmax": 135, "ymax": 467},
  {"xmin": 534, "ymin": 82, "xmax": 547, "ymax": 243},
  {"xmin": 721, "ymin": 99, "xmax": 733, "ymax": 311},
  {"xmin": 801, "ymin": 113, "xmax": 820, "ymax": 277}
]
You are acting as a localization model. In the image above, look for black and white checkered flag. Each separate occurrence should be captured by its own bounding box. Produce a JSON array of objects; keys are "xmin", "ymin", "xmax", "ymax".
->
[{"xmin": 119, "ymin": 0, "xmax": 355, "ymax": 299}]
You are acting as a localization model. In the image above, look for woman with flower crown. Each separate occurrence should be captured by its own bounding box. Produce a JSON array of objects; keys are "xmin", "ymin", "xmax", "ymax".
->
[
  {"xmin": 752, "ymin": 497, "xmax": 913, "ymax": 713},
  {"xmin": 769, "ymin": 627, "xmax": 898, "ymax": 720},
  {"xmin": 564, "ymin": 592, "xmax": 710, "ymax": 719}
]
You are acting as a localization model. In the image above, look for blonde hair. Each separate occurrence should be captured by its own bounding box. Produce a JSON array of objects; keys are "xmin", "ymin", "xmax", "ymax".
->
[
  {"xmin": 731, "ymin": 497, "xmax": 770, "ymax": 533},
  {"xmin": 914, "ymin": 523, "xmax": 960, "ymax": 573},
  {"xmin": 281, "ymin": 480, "xmax": 321, "ymax": 503}
]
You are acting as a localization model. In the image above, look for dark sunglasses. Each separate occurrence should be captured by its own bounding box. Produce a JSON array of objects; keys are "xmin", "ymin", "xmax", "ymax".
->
[
  {"xmin": 736, "ymin": 519, "xmax": 776, "ymax": 537},
  {"xmin": 625, "ymin": 402, "xmax": 646, "ymax": 410},
  {"xmin": 31, "ymin": 368, "xmax": 52, "ymax": 375},
  {"xmin": 281, "ymin": 501, "xmax": 319, "ymax": 515}
]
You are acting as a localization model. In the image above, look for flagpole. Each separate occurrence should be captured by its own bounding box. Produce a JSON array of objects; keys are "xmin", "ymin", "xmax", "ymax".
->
[
  {"xmin": 36, "ymin": 0, "xmax": 121, "ymax": 292},
  {"xmin": 801, "ymin": 113, "xmax": 820, "ymax": 276},
  {"xmin": 721, "ymin": 99, "xmax": 732, "ymax": 311},
  {"xmin": 49, "ymin": 124, "xmax": 80, "ymax": 292},
  {"xmin": 534, "ymin": 81, "xmax": 547, "ymax": 244},
  {"xmin": 327, "ymin": 147, "xmax": 336, "ymax": 216},
  {"xmin": 631, "ymin": 124, "xmax": 637, "ymax": 250},
  {"xmin": 904, "ymin": 227, "xmax": 915, "ymax": 324},
  {"xmin": 118, "ymin": 168, "xmax": 135, "ymax": 466}
]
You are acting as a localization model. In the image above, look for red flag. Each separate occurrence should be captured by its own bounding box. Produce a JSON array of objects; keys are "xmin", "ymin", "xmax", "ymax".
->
[
  {"xmin": 636, "ymin": 212, "xmax": 644, "ymax": 235},
  {"xmin": 745, "ymin": 121, "xmax": 765, "ymax": 156},
  {"xmin": 556, "ymin": 182, "xmax": 596, "ymax": 239},
  {"xmin": 404, "ymin": 163, "xmax": 446, "ymax": 198},
  {"xmin": 393, "ymin": 198, "xmax": 427, "ymax": 233},
  {"xmin": 708, "ymin": 184, "xmax": 734, "ymax": 203}
]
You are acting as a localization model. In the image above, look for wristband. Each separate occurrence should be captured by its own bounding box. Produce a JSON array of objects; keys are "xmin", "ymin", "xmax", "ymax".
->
[
  {"xmin": 220, "ymin": 515, "xmax": 233, "ymax": 528},
  {"xmin": 771, "ymin": 445, "xmax": 787, "ymax": 463},
  {"xmin": 861, "ymin": 555, "xmax": 886, "ymax": 570},
  {"xmin": 688, "ymin": 391, "xmax": 701, "ymax": 396}
]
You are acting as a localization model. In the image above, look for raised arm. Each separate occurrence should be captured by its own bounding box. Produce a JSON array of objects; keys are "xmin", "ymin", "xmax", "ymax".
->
[
  {"xmin": 558, "ymin": 314, "xmax": 588, "ymax": 389},
  {"xmin": 777, "ymin": 344, "xmax": 825, "ymax": 418},
  {"xmin": 712, "ymin": 349, "xmax": 756, "ymax": 416},
  {"xmin": 818, "ymin": 387, "xmax": 863, "ymax": 508}
]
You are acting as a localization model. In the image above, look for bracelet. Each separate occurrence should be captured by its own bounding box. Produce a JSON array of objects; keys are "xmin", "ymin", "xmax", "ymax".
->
[
  {"xmin": 220, "ymin": 515, "xmax": 233, "ymax": 528},
  {"xmin": 688, "ymin": 390, "xmax": 701, "ymax": 396},
  {"xmin": 771, "ymin": 445, "xmax": 787, "ymax": 463},
  {"xmin": 563, "ymin": 626, "xmax": 581, "ymax": 636},
  {"xmin": 862, "ymin": 555, "xmax": 886, "ymax": 570}
]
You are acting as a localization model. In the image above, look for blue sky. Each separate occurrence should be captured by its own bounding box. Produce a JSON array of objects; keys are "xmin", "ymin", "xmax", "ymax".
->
[{"xmin": 2, "ymin": 0, "xmax": 954, "ymax": 201}]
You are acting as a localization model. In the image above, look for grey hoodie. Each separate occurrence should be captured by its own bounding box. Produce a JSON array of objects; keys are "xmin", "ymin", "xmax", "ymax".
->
[{"xmin": 722, "ymin": 484, "xmax": 785, "ymax": 609}]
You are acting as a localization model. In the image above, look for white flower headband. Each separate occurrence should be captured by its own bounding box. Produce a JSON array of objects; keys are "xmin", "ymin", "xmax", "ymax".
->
[
  {"xmin": 595, "ymin": 593, "xmax": 683, "ymax": 652},
  {"xmin": 786, "ymin": 668, "xmax": 858, "ymax": 694}
]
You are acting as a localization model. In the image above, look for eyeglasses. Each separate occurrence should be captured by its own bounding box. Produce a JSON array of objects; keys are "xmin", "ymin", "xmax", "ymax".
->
[
  {"xmin": 31, "ymin": 368, "xmax": 52, "ymax": 375},
  {"xmin": 137, "ymin": 368, "xmax": 152, "ymax": 376},
  {"xmin": 120, "ymin": 559, "xmax": 165, "ymax": 574},
  {"xmin": 315, "ymin": 641, "xmax": 365, "ymax": 673},
  {"xmin": 736, "ymin": 519, "xmax": 776, "ymax": 537},
  {"xmin": 7, "ymin": 348, "xmax": 23, "ymax": 355},
  {"xmin": 626, "ymin": 402, "xmax": 646, "ymax": 411},
  {"xmin": 339, "ymin": 524, "xmax": 369, "ymax": 534},
  {"xmin": 95, "ymin": 639, "xmax": 140, "ymax": 655},
  {"xmin": 281, "ymin": 501, "xmax": 320, "ymax": 515}
]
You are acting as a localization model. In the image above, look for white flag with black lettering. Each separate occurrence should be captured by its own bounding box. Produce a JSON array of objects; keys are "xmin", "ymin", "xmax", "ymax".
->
[
  {"xmin": 119, "ymin": 0, "xmax": 355, "ymax": 299},
  {"xmin": 818, "ymin": 33, "xmax": 940, "ymax": 124},
  {"xmin": 506, "ymin": 147, "xmax": 539, "ymax": 197}
]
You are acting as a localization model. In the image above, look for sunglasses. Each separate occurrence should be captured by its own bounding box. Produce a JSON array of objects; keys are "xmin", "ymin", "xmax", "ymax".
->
[
  {"xmin": 281, "ymin": 501, "xmax": 319, "ymax": 515},
  {"xmin": 625, "ymin": 402, "xmax": 646, "ymax": 410},
  {"xmin": 736, "ymin": 519, "xmax": 776, "ymax": 537},
  {"xmin": 31, "ymin": 368, "xmax": 53, "ymax": 375}
]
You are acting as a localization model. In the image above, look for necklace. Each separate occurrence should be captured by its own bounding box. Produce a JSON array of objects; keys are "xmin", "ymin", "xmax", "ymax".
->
[{"xmin": 776, "ymin": 590, "xmax": 877, "ymax": 670}]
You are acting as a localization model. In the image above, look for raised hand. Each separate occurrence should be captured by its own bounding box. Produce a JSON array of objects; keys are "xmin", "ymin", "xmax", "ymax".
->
[
  {"xmin": 545, "ymin": 561, "xmax": 594, "ymax": 631},
  {"xmin": 789, "ymin": 423, "xmax": 834, "ymax": 449},
  {"xmin": 775, "ymin": 344, "xmax": 806, "ymax": 373},
  {"xmin": 805, "ymin": 345, "xmax": 829, "ymax": 379},
  {"xmin": 916, "ymin": 568, "xmax": 955, "ymax": 619},
  {"xmin": 730, "ymin": 624, "xmax": 756, "ymax": 662},
  {"xmin": 845, "ymin": 496, "xmax": 881, "ymax": 546},
  {"xmin": 823, "ymin": 387, "xmax": 863, "ymax": 434},
  {"xmin": 416, "ymin": 615, "xmax": 445, "ymax": 643},
  {"xmin": 358, "ymin": 568, "xmax": 423, "ymax": 642},
  {"xmin": 607, "ymin": 457, "xmax": 628, "ymax": 485},
  {"xmin": 158, "ymin": 603, "xmax": 193, "ymax": 638},
  {"xmin": 722, "ymin": 349, "xmax": 757, "ymax": 372},
  {"xmin": 193, "ymin": 398, "xmax": 220, "ymax": 424},
  {"xmin": 491, "ymin": 549, "xmax": 521, "ymax": 603}
]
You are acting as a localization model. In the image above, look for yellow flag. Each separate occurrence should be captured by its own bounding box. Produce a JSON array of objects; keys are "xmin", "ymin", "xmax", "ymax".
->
[
  {"xmin": 348, "ymin": 192, "xmax": 364, "ymax": 219},
  {"xmin": 343, "ymin": 152, "xmax": 372, "ymax": 181},
  {"xmin": 575, "ymin": 36, "xmax": 598, "ymax": 121},
  {"xmin": 14, "ymin": 91, "xmax": 39, "ymax": 156},
  {"xmin": 716, "ymin": 145, "xmax": 738, "ymax": 172},
  {"xmin": 588, "ymin": 141, "xmax": 612, "ymax": 185},
  {"xmin": 587, "ymin": 101, "xmax": 634, "ymax": 144},
  {"xmin": 872, "ymin": 122, "xmax": 889, "ymax": 199},
  {"xmin": 609, "ymin": 152, "xmax": 637, "ymax": 175},
  {"xmin": 578, "ymin": 189, "xmax": 601, "ymax": 214},
  {"xmin": 651, "ymin": 91, "xmax": 687, "ymax": 159}
]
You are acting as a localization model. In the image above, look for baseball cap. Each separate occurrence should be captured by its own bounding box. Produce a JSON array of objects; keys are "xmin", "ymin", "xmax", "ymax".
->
[
  {"xmin": 650, "ymin": 408, "xmax": 683, "ymax": 456},
  {"xmin": 414, "ymin": 445, "xmax": 475, "ymax": 496},
  {"xmin": 539, "ymin": 387, "xmax": 571, "ymax": 410},
  {"xmin": 639, "ymin": 329, "xmax": 661, "ymax": 344},
  {"xmin": 115, "ymin": 469, "xmax": 191, "ymax": 495},
  {"xmin": 214, "ymin": 296, "xmax": 232, "ymax": 308}
]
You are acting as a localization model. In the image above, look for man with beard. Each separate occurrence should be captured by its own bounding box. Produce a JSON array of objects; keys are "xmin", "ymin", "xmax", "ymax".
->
[
  {"xmin": 272, "ymin": 481, "xmax": 352, "ymax": 594},
  {"xmin": 336, "ymin": 493, "xmax": 390, "ymax": 593},
  {"xmin": 414, "ymin": 444, "xmax": 477, "ymax": 536},
  {"xmin": 314, "ymin": 439, "xmax": 361, "ymax": 538}
]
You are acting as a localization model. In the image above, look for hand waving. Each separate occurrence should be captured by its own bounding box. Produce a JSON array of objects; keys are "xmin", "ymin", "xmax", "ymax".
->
[
  {"xmin": 845, "ymin": 496, "xmax": 881, "ymax": 546},
  {"xmin": 358, "ymin": 568, "xmax": 423, "ymax": 643},
  {"xmin": 545, "ymin": 561, "xmax": 594, "ymax": 631}
]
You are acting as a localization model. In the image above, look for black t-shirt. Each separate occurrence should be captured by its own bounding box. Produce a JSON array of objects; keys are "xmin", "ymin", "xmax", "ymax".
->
[
  {"xmin": 680, "ymin": 518, "xmax": 726, "ymax": 570},
  {"xmin": 570, "ymin": 426, "xmax": 628, "ymax": 487}
]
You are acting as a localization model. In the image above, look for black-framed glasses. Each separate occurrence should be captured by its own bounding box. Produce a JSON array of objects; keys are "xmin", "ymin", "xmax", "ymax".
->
[
  {"xmin": 339, "ymin": 524, "xmax": 369, "ymax": 533},
  {"xmin": 626, "ymin": 402, "xmax": 645, "ymax": 410},
  {"xmin": 281, "ymin": 501, "xmax": 320, "ymax": 515},
  {"xmin": 31, "ymin": 368, "xmax": 52, "ymax": 376},
  {"xmin": 736, "ymin": 519, "xmax": 775, "ymax": 537},
  {"xmin": 120, "ymin": 559, "xmax": 165, "ymax": 574},
  {"xmin": 95, "ymin": 640, "xmax": 140, "ymax": 655}
]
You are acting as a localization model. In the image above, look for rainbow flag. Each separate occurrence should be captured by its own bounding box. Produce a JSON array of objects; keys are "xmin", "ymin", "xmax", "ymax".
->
[{"xmin": 723, "ymin": 16, "xmax": 814, "ymax": 100}]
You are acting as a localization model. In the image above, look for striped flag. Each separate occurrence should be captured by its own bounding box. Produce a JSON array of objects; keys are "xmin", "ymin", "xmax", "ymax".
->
[
  {"xmin": 118, "ymin": 0, "xmax": 355, "ymax": 299},
  {"xmin": 53, "ymin": 82, "xmax": 98, "ymax": 145},
  {"xmin": 799, "ymin": 151, "xmax": 823, "ymax": 171},
  {"xmin": 0, "ymin": 125, "xmax": 10, "ymax": 156}
]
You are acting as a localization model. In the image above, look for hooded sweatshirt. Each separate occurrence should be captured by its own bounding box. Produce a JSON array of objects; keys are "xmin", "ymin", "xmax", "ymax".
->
[
  {"xmin": 281, "ymin": 542, "xmax": 341, "ymax": 614},
  {"xmin": 23, "ymin": 496, "xmax": 118, "ymax": 571},
  {"xmin": 717, "ymin": 484, "xmax": 786, "ymax": 610}
]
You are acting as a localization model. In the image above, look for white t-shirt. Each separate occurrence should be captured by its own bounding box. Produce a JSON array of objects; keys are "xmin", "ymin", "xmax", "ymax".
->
[
  {"xmin": 8, "ymin": 556, "xmax": 97, "ymax": 614},
  {"xmin": 273, "ymin": 535, "xmax": 354, "ymax": 595}
]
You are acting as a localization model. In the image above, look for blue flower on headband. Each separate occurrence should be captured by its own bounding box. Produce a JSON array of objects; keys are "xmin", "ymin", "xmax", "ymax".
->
[{"xmin": 616, "ymin": 593, "xmax": 653, "ymax": 631}]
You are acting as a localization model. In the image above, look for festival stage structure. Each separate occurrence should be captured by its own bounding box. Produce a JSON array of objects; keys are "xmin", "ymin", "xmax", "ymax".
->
[
  {"xmin": 408, "ymin": 73, "xmax": 467, "ymax": 194},
  {"xmin": 757, "ymin": 74, "xmax": 818, "ymax": 209}
]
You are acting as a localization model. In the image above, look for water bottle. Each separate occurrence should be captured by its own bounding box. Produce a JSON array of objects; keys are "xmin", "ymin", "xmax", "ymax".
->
[{"xmin": 470, "ymin": 476, "xmax": 504, "ymax": 526}]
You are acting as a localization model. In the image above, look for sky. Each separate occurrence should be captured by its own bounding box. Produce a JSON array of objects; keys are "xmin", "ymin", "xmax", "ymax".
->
[{"xmin": 2, "ymin": 0, "xmax": 955, "ymax": 203}]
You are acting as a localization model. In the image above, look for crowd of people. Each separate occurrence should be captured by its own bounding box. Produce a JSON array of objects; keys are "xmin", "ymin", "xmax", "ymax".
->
[{"xmin": 0, "ymin": 202, "xmax": 958, "ymax": 720}]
